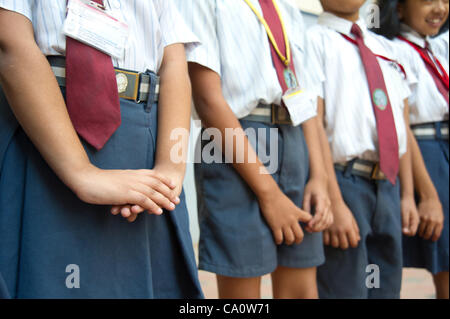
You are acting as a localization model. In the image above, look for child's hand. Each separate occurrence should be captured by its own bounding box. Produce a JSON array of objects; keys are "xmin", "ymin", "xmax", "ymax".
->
[
  {"xmin": 70, "ymin": 164, "xmax": 179, "ymax": 217},
  {"xmin": 323, "ymin": 200, "xmax": 360, "ymax": 250},
  {"xmin": 303, "ymin": 177, "xmax": 333, "ymax": 233},
  {"xmin": 417, "ymin": 198, "xmax": 444, "ymax": 242},
  {"xmin": 401, "ymin": 196, "xmax": 420, "ymax": 237},
  {"xmin": 111, "ymin": 165, "xmax": 185, "ymax": 222},
  {"xmin": 258, "ymin": 187, "xmax": 313, "ymax": 246}
]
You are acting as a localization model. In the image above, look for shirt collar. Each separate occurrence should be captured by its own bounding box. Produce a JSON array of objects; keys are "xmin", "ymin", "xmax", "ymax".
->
[
  {"xmin": 400, "ymin": 24, "xmax": 431, "ymax": 48},
  {"xmin": 318, "ymin": 12, "xmax": 368, "ymax": 37}
]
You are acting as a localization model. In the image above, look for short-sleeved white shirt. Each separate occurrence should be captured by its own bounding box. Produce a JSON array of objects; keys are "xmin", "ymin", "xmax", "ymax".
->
[
  {"xmin": 394, "ymin": 25, "xmax": 449, "ymax": 125},
  {"xmin": 305, "ymin": 12, "xmax": 412, "ymax": 164},
  {"xmin": 0, "ymin": 0, "xmax": 198, "ymax": 73},
  {"xmin": 174, "ymin": 0, "xmax": 318, "ymax": 119}
]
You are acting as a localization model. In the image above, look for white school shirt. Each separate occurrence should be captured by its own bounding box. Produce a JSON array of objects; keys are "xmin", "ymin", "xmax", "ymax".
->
[
  {"xmin": 174, "ymin": 0, "xmax": 318, "ymax": 120},
  {"xmin": 393, "ymin": 25, "xmax": 449, "ymax": 125},
  {"xmin": 0, "ymin": 0, "xmax": 198, "ymax": 73},
  {"xmin": 305, "ymin": 12, "xmax": 412, "ymax": 164}
]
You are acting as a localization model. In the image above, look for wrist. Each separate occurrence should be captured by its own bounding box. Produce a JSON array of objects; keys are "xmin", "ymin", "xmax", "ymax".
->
[
  {"xmin": 64, "ymin": 162, "xmax": 99, "ymax": 198},
  {"xmin": 253, "ymin": 176, "xmax": 280, "ymax": 199},
  {"xmin": 416, "ymin": 184, "xmax": 439, "ymax": 202},
  {"xmin": 309, "ymin": 169, "xmax": 328, "ymax": 183},
  {"xmin": 154, "ymin": 162, "xmax": 186, "ymax": 175},
  {"xmin": 401, "ymin": 191, "xmax": 415, "ymax": 201}
]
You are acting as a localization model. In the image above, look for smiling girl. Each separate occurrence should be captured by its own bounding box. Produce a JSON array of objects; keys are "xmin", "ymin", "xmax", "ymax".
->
[{"xmin": 377, "ymin": 0, "xmax": 449, "ymax": 299}]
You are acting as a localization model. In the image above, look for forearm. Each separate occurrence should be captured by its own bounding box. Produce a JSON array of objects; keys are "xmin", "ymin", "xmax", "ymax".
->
[
  {"xmin": 0, "ymin": 11, "xmax": 91, "ymax": 192},
  {"xmin": 302, "ymin": 116, "xmax": 327, "ymax": 180},
  {"xmin": 316, "ymin": 98, "xmax": 343, "ymax": 203},
  {"xmin": 199, "ymin": 96, "xmax": 278, "ymax": 197},
  {"xmin": 189, "ymin": 64, "xmax": 279, "ymax": 198},
  {"xmin": 155, "ymin": 44, "xmax": 191, "ymax": 177},
  {"xmin": 408, "ymin": 128, "xmax": 439, "ymax": 200},
  {"xmin": 399, "ymin": 103, "xmax": 414, "ymax": 198}
]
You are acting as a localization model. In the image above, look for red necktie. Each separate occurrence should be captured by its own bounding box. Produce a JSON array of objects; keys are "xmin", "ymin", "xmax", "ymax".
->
[
  {"xmin": 65, "ymin": 0, "xmax": 121, "ymax": 150},
  {"xmin": 422, "ymin": 42, "xmax": 449, "ymax": 105},
  {"xmin": 351, "ymin": 24, "xmax": 399, "ymax": 185},
  {"xmin": 258, "ymin": 0, "xmax": 297, "ymax": 93}
]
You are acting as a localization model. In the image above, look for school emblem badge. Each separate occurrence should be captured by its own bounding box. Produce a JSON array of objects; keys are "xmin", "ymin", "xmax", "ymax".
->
[
  {"xmin": 116, "ymin": 73, "xmax": 128, "ymax": 94},
  {"xmin": 373, "ymin": 88, "xmax": 388, "ymax": 111},
  {"xmin": 284, "ymin": 68, "xmax": 298, "ymax": 89}
]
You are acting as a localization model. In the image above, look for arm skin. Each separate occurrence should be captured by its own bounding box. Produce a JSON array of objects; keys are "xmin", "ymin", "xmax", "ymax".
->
[
  {"xmin": 316, "ymin": 97, "xmax": 361, "ymax": 250},
  {"xmin": 302, "ymin": 117, "xmax": 333, "ymax": 233},
  {"xmin": 0, "ymin": 9, "xmax": 178, "ymax": 215},
  {"xmin": 187, "ymin": 62, "xmax": 314, "ymax": 245},
  {"xmin": 407, "ymin": 114, "xmax": 444, "ymax": 241},
  {"xmin": 116, "ymin": 43, "xmax": 194, "ymax": 221},
  {"xmin": 399, "ymin": 100, "xmax": 420, "ymax": 237}
]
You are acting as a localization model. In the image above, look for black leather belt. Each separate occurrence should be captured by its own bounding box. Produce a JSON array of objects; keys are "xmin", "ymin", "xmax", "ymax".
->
[
  {"xmin": 47, "ymin": 56, "xmax": 159, "ymax": 103},
  {"xmin": 243, "ymin": 103, "xmax": 292, "ymax": 125},
  {"xmin": 335, "ymin": 159, "xmax": 387, "ymax": 180}
]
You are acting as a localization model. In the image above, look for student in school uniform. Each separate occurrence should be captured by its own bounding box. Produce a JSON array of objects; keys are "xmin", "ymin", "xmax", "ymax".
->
[
  {"xmin": 305, "ymin": 0, "xmax": 421, "ymax": 299},
  {"xmin": 376, "ymin": 0, "xmax": 449, "ymax": 299},
  {"xmin": 0, "ymin": 0, "xmax": 203, "ymax": 298},
  {"xmin": 174, "ymin": 0, "xmax": 333, "ymax": 299}
]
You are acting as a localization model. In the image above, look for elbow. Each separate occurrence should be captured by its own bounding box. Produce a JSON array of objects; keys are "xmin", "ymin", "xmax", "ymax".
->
[{"xmin": 192, "ymin": 90, "xmax": 225, "ymax": 123}]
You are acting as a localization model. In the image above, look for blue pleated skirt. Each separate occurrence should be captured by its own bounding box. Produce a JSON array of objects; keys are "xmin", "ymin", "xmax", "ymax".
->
[
  {"xmin": 403, "ymin": 123, "xmax": 449, "ymax": 275},
  {"xmin": 0, "ymin": 87, "xmax": 203, "ymax": 298}
]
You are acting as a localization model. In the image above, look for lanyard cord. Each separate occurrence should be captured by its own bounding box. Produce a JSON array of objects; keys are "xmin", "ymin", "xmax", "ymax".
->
[
  {"xmin": 242, "ymin": 0, "xmax": 291, "ymax": 67},
  {"xmin": 398, "ymin": 36, "xmax": 449, "ymax": 89},
  {"xmin": 341, "ymin": 34, "xmax": 407, "ymax": 79}
]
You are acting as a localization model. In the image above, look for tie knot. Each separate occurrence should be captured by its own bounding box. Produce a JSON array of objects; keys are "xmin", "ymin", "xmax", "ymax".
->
[{"xmin": 351, "ymin": 23, "xmax": 363, "ymax": 39}]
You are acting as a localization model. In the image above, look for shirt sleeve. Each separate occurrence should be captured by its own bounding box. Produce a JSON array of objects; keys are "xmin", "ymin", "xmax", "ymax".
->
[
  {"xmin": 0, "ymin": 0, "xmax": 32, "ymax": 22},
  {"xmin": 430, "ymin": 31, "xmax": 449, "ymax": 66},
  {"xmin": 154, "ymin": 0, "xmax": 199, "ymax": 50},
  {"xmin": 172, "ymin": 0, "xmax": 221, "ymax": 76},
  {"xmin": 288, "ymin": 8, "xmax": 318, "ymax": 116},
  {"xmin": 393, "ymin": 41, "xmax": 418, "ymax": 102},
  {"xmin": 303, "ymin": 28, "xmax": 326, "ymax": 100}
]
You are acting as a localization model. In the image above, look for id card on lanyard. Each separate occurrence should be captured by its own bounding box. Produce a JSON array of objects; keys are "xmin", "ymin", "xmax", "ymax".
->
[
  {"xmin": 243, "ymin": 0, "xmax": 315, "ymax": 126},
  {"xmin": 63, "ymin": 0, "xmax": 129, "ymax": 59}
]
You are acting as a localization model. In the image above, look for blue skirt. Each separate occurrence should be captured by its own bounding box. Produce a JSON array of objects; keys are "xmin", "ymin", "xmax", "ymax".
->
[
  {"xmin": 0, "ymin": 87, "xmax": 203, "ymax": 298},
  {"xmin": 403, "ymin": 124, "xmax": 449, "ymax": 274}
]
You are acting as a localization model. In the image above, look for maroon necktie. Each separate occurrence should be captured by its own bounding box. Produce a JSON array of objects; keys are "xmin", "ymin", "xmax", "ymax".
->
[
  {"xmin": 65, "ymin": 0, "xmax": 121, "ymax": 150},
  {"xmin": 351, "ymin": 24, "xmax": 399, "ymax": 185},
  {"xmin": 258, "ymin": 0, "xmax": 297, "ymax": 93},
  {"xmin": 422, "ymin": 42, "xmax": 449, "ymax": 105}
]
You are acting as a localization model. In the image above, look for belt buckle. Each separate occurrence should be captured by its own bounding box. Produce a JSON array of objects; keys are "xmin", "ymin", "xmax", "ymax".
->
[
  {"xmin": 115, "ymin": 69, "xmax": 141, "ymax": 103},
  {"xmin": 371, "ymin": 163, "xmax": 385, "ymax": 180},
  {"xmin": 271, "ymin": 104, "xmax": 292, "ymax": 125}
]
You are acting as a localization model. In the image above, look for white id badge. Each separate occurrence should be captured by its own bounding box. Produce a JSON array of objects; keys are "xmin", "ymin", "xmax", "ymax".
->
[
  {"xmin": 63, "ymin": 0, "xmax": 129, "ymax": 59},
  {"xmin": 282, "ymin": 88, "xmax": 317, "ymax": 126}
]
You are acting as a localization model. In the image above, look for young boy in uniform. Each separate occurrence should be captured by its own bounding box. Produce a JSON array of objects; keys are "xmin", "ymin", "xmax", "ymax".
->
[
  {"xmin": 305, "ymin": 0, "xmax": 420, "ymax": 298},
  {"xmin": 175, "ymin": 0, "xmax": 333, "ymax": 299}
]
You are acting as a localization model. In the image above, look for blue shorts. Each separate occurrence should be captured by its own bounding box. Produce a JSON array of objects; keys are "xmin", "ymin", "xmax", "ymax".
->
[
  {"xmin": 0, "ymin": 84, "xmax": 203, "ymax": 299},
  {"xmin": 403, "ymin": 122, "xmax": 449, "ymax": 274},
  {"xmin": 195, "ymin": 119, "xmax": 325, "ymax": 278},
  {"xmin": 318, "ymin": 166, "xmax": 403, "ymax": 299}
]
